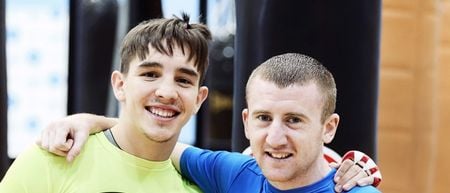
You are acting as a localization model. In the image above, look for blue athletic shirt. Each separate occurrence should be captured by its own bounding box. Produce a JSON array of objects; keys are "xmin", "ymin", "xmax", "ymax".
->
[{"xmin": 180, "ymin": 146, "xmax": 380, "ymax": 193}]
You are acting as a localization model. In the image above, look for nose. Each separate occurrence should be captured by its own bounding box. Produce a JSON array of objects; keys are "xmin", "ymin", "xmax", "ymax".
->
[
  {"xmin": 154, "ymin": 79, "xmax": 178, "ymax": 102},
  {"xmin": 265, "ymin": 121, "xmax": 288, "ymax": 148}
]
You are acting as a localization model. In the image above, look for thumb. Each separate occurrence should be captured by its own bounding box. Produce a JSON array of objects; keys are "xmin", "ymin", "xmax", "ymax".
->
[
  {"xmin": 66, "ymin": 132, "xmax": 89, "ymax": 162},
  {"xmin": 329, "ymin": 162, "xmax": 340, "ymax": 169},
  {"xmin": 356, "ymin": 177, "xmax": 374, "ymax": 187},
  {"xmin": 63, "ymin": 139, "xmax": 74, "ymax": 151},
  {"xmin": 35, "ymin": 137, "xmax": 42, "ymax": 146}
]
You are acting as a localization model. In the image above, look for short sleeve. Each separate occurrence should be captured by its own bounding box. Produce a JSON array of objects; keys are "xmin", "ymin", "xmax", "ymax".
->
[{"xmin": 180, "ymin": 147, "xmax": 253, "ymax": 193}]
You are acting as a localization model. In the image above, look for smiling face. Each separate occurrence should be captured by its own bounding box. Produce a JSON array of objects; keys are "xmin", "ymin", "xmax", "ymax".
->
[
  {"xmin": 112, "ymin": 44, "xmax": 208, "ymax": 151},
  {"xmin": 242, "ymin": 76, "xmax": 339, "ymax": 190}
]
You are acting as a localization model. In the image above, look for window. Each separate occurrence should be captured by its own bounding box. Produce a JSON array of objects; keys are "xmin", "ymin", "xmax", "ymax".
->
[{"xmin": 6, "ymin": 0, "xmax": 69, "ymax": 158}]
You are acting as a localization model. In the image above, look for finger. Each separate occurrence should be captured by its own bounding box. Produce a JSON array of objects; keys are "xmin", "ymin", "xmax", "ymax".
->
[
  {"xmin": 47, "ymin": 124, "xmax": 60, "ymax": 154},
  {"xmin": 40, "ymin": 123, "xmax": 52, "ymax": 150},
  {"xmin": 334, "ymin": 159, "xmax": 353, "ymax": 182},
  {"xmin": 362, "ymin": 167, "xmax": 382, "ymax": 187},
  {"xmin": 59, "ymin": 138, "xmax": 74, "ymax": 152},
  {"xmin": 372, "ymin": 177, "xmax": 382, "ymax": 187},
  {"xmin": 342, "ymin": 150, "xmax": 382, "ymax": 187},
  {"xmin": 329, "ymin": 162, "xmax": 340, "ymax": 169},
  {"xmin": 335, "ymin": 184, "xmax": 343, "ymax": 193},
  {"xmin": 43, "ymin": 124, "xmax": 68, "ymax": 157},
  {"xmin": 49, "ymin": 147, "xmax": 69, "ymax": 157},
  {"xmin": 336, "ymin": 164, "xmax": 361, "ymax": 186},
  {"xmin": 342, "ymin": 170, "xmax": 368, "ymax": 191},
  {"xmin": 66, "ymin": 131, "xmax": 89, "ymax": 162},
  {"xmin": 53, "ymin": 127, "xmax": 72, "ymax": 152},
  {"xmin": 35, "ymin": 136, "xmax": 42, "ymax": 146},
  {"xmin": 356, "ymin": 175, "xmax": 374, "ymax": 186},
  {"xmin": 360, "ymin": 159, "xmax": 382, "ymax": 187},
  {"xmin": 50, "ymin": 139, "xmax": 72, "ymax": 160}
]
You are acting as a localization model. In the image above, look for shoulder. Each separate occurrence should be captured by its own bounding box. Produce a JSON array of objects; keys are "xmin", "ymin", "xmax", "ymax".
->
[
  {"xmin": 0, "ymin": 144, "xmax": 68, "ymax": 191},
  {"xmin": 346, "ymin": 186, "xmax": 381, "ymax": 193},
  {"xmin": 14, "ymin": 144, "xmax": 66, "ymax": 164},
  {"xmin": 183, "ymin": 146, "xmax": 262, "ymax": 177},
  {"xmin": 24, "ymin": 133, "xmax": 101, "ymax": 164},
  {"xmin": 182, "ymin": 146, "xmax": 254, "ymax": 165}
]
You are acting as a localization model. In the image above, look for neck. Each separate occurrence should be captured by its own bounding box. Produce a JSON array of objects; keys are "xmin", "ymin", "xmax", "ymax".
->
[
  {"xmin": 270, "ymin": 154, "xmax": 331, "ymax": 190},
  {"xmin": 110, "ymin": 124, "xmax": 176, "ymax": 161}
]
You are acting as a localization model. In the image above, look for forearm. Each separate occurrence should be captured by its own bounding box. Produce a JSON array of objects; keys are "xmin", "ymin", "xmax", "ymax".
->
[
  {"xmin": 75, "ymin": 113, "xmax": 118, "ymax": 134},
  {"xmin": 92, "ymin": 115, "xmax": 118, "ymax": 134}
]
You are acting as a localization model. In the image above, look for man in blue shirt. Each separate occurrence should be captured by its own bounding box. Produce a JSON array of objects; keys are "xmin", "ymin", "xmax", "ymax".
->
[{"xmin": 172, "ymin": 53, "xmax": 380, "ymax": 193}]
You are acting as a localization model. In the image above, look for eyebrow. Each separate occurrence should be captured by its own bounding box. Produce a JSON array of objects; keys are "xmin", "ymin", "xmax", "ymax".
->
[
  {"xmin": 285, "ymin": 112, "xmax": 308, "ymax": 119},
  {"xmin": 138, "ymin": 61, "xmax": 199, "ymax": 78},
  {"xmin": 251, "ymin": 110, "xmax": 270, "ymax": 116},
  {"xmin": 178, "ymin": 67, "xmax": 199, "ymax": 78},
  {"xmin": 138, "ymin": 61, "xmax": 162, "ymax": 68},
  {"xmin": 252, "ymin": 110, "xmax": 308, "ymax": 119}
]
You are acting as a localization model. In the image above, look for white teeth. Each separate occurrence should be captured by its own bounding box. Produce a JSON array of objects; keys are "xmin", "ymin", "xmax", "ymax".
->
[
  {"xmin": 269, "ymin": 153, "xmax": 290, "ymax": 159},
  {"xmin": 150, "ymin": 107, "xmax": 176, "ymax": 118}
]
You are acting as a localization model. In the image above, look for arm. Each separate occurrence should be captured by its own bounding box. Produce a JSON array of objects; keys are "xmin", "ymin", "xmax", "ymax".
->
[
  {"xmin": 37, "ymin": 114, "xmax": 191, "ymax": 169},
  {"xmin": 171, "ymin": 142, "xmax": 191, "ymax": 172},
  {"xmin": 38, "ymin": 115, "xmax": 191, "ymax": 174},
  {"xmin": 36, "ymin": 113, "xmax": 118, "ymax": 162}
]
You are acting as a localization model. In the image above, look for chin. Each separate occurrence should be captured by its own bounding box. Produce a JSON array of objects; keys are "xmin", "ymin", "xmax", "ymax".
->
[
  {"xmin": 263, "ymin": 168, "xmax": 292, "ymax": 181},
  {"xmin": 144, "ymin": 130, "xmax": 176, "ymax": 143},
  {"xmin": 259, "ymin": 161, "xmax": 299, "ymax": 184},
  {"xmin": 264, "ymin": 173, "xmax": 296, "ymax": 188}
]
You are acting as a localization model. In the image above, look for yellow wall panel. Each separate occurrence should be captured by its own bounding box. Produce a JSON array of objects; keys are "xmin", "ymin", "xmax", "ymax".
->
[
  {"xmin": 378, "ymin": 71, "xmax": 414, "ymax": 132},
  {"xmin": 378, "ymin": 132, "xmax": 413, "ymax": 192},
  {"xmin": 434, "ymin": 1, "xmax": 450, "ymax": 193},
  {"xmin": 442, "ymin": 1, "xmax": 450, "ymax": 43},
  {"xmin": 383, "ymin": 0, "xmax": 419, "ymax": 11},
  {"xmin": 378, "ymin": 0, "xmax": 441, "ymax": 192},
  {"xmin": 380, "ymin": 11, "xmax": 416, "ymax": 70}
]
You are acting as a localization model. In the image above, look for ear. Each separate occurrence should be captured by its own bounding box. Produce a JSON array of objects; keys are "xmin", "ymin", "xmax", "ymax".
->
[
  {"xmin": 193, "ymin": 86, "xmax": 209, "ymax": 114},
  {"xmin": 242, "ymin": 108, "xmax": 250, "ymax": 140},
  {"xmin": 322, "ymin": 113, "xmax": 340, "ymax": 144},
  {"xmin": 111, "ymin": 71, "xmax": 126, "ymax": 101}
]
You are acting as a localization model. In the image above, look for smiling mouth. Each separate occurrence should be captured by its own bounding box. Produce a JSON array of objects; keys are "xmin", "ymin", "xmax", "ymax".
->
[
  {"xmin": 146, "ymin": 106, "xmax": 180, "ymax": 118},
  {"xmin": 266, "ymin": 152, "xmax": 293, "ymax": 159}
]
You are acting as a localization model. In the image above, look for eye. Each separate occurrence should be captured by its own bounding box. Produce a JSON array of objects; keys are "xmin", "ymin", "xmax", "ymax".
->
[
  {"xmin": 256, "ymin": 114, "xmax": 272, "ymax": 122},
  {"xmin": 176, "ymin": 77, "xmax": 194, "ymax": 87},
  {"xmin": 286, "ymin": 116, "xmax": 302, "ymax": 124},
  {"xmin": 141, "ymin": 71, "xmax": 159, "ymax": 79}
]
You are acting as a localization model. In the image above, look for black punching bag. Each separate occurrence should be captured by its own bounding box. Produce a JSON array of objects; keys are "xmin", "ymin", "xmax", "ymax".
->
[
  {"xmin": 0, "ymin": 0, "xmax": 8, "ymax": 179},
  {"xmin": 128, "ymin": 0, "xmax": 162, "ymax": 29},
  {"xmin": 67, "ymin": 0, "xmax": 118, "ymax": 115},
  {"xmin": 232, "ymin": 0, "xmax": 381, "ymax": 159}
]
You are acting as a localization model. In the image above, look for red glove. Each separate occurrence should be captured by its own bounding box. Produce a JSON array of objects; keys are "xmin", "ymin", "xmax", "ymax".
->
[{"xmin": 342, "ymin": 151, "xmax": 382, "ymax": 187}]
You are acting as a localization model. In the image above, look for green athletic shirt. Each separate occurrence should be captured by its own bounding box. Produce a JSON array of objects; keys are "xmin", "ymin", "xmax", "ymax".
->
[{"xmin": 0, "ymin": 132, "xmax": 201, "ymax": 193}]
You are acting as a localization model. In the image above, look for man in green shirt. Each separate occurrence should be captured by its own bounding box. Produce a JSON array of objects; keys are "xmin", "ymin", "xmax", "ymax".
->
[{"xmin": 0, "ymin": 14, "xmax": 210, "ymax": 193}]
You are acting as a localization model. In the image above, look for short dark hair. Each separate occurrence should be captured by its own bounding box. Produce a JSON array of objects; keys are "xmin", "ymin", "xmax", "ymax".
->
[
  {"xmin": 246, "ymin": 53, "xmax": 337, "ymax": 123},
  {"xmin": 120, "ymin": 13, "xmax": 212, "ymax": 83}
]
